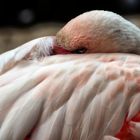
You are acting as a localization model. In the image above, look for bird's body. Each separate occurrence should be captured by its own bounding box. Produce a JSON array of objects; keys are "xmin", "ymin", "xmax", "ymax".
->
[
  {"xmin": 0, "ymin": 10, "xmax": 140, "ymax": 140},
  {"xmin": 0, "ymin": 51, "xmax": 140, "ymax": 140},
  {"xmin": 1, "ymin": 52, "xmax": 140, "ymax": 140}
]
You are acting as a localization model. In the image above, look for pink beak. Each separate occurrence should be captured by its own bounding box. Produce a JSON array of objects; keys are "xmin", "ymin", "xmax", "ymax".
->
[
  {"xmin": 49, "ymin": 36, "xmax": 71, "ymax": 55},
  {"xmin": 52, "ymin": 45, "xmax": 71, "ymax": 55}
]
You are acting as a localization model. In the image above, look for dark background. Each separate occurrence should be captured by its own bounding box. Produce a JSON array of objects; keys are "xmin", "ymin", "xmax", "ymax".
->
[
  {"xmin": 1, "ymin": 0, "xmax": 140, "ymax": 54},
  {"xmin": 0, "ymin": 0, "xmax": 140, "ymax": 27}
]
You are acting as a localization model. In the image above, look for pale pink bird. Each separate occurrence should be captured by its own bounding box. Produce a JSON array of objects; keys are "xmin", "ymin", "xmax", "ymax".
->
[{"xmin": 0, "ymin": 10, "xmax": 140, "ymax": 140}]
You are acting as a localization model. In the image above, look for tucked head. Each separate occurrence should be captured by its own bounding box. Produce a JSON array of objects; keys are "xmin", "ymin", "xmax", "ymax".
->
[{"xmin": 54, "ymin": 10, "xmax": 140, "ymax": 54}]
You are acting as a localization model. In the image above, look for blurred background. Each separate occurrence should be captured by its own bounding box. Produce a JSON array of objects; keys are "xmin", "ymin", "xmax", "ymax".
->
[{"xmin": 1, "ymin": 0, "xmax": 140, "ymax": 54}]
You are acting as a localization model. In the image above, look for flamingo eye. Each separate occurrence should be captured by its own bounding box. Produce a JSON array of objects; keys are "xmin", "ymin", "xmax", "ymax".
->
[{"xmin": 73, "ymin": 48, "xmax": 87, "ymax": 54}]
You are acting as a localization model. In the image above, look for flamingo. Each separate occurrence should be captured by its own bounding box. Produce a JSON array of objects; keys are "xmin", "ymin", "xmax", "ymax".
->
[{"xmin": 0, "ymin": 10, "xmax": 140, "ymax": 140}]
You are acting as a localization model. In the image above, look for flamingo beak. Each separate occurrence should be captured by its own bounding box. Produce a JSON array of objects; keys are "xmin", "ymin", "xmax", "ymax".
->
[
  {"xmin": 50, "ymin": 36, "xmax": 71, "ymax": 55},
  {"xmin": 52, "ymin": 45, "xmax": 71, "ymax": 55}
]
